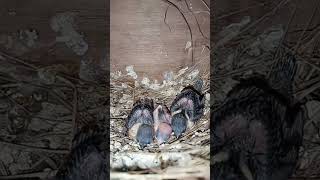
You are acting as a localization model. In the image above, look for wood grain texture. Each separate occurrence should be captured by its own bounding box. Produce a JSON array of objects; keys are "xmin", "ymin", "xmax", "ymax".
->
[
  {"xmin": 214, "ymin": 0, "xmax": 320, "ymax": 43},
  {"xmin": 110, "ymin": 0, "xmax": 210, "ymax": 80},
  {"xmin": 0, "ymin": 0, "xmax": 107, "ymax": 73}
]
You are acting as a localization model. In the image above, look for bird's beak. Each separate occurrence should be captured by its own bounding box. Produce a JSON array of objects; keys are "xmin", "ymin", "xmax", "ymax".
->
[
  {"xmin": 184, "ymin": 111, "xmax": 194, "ymax": 129},
  {"xmin": 184, "ymin": 110, "xmax": 190, "ymax": 121},
  {"xmin": 171, "ymin": 109, "xmax": 182, "ymax": 116}
]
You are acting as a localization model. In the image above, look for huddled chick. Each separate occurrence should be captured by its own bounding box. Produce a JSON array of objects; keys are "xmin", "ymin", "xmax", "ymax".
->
[
  {"xmin": 49, "ymin": 124, "xmax": 108, "ymax": 180},
  {"xmin": 170, "ymin": 79, "xmax": 205, "ymax": 138},
  {"xmin": 153, "ymin": 104, "xmax": 172, "ymax": 144},
  {"xmin": 212, "ymin": 53, "xmax": 305, "ymax": 180},
  {"xmin": 126, "ymin": 78, "xmax": 205, "ymax": 148},
  {"xmin": 126, "ymin": 98, "xmax": 155, "ymax": 148}
]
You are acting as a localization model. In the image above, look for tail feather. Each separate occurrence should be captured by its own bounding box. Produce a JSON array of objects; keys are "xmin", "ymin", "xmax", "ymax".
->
[
  {"xmin": 268, "ymin": 53, "xmax": 297, "ymax": 100},
  {"xmin": 55, "ymin": 124, "xmax": 106, "ymax": 179}
]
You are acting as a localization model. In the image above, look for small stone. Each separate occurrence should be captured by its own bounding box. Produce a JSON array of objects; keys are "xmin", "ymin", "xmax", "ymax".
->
[
  {"xmin": 187, "ymin": 69, "xmax": 199, "ymax": 80},
  {"xmin": 114, "ymin": 141, "xmax": 121, "ymax": 149},
  {"xmin": 121, "ymin": 83, "xmax": 128, "ymax": 88},
  {"xmin": 163, "ymin": 71, "xmax": 174, "ymax": 81},
  {"xmin": 126, "ymin": 65, "xmax": 138, "ymax": 79},
  {"xmin": 141, "ymin": 77, "xmax": 150, "ymax": 86},
  {"xmin": 123, "ymin": 145, "xmax": 129, "ymax": 150}
]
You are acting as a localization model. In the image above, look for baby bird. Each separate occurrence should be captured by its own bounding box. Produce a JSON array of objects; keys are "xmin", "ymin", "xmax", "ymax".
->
[
  {"xmin": 153, "ymin": 104, "xmax": 172, "ymax": 144},
  {"xmin": 126, "ymin": 98, "xmax": 154, "ymax": 148},
  {"xmin": 52, "ymin": 124, "xmax": 108, "ymax": 180},
  {"xmin": 212, "ymin": 53, "xmax": 304, "ymax": 180},
  {"xmin": 170, "ymin": 79, "xmax": 205, "ymax": 138}
]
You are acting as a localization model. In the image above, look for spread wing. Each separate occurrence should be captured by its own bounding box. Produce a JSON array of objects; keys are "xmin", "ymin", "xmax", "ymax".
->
[
  {"xmin": 56, "ymin": 125, "xmax": 107, "ymax": 180},
  {"xmin": 126, "ymin": 106, "xmax": 143, "ymax": 129},
  {"xmin": 139, "ymin": 109, "xmax": 153, "ymax": 125}
]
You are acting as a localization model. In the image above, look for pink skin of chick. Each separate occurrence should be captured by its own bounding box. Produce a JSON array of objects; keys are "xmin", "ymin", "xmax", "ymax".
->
[{"xmin": 153, "ymin": 104, "xmax": 172, "ymax": 144}]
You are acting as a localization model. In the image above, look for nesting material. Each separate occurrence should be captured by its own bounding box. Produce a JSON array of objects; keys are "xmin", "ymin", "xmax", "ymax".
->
[
  {"xmin": 213, "ymin": 6, "xmax": 320, "ymax": 177},
  {"xmin": 0, "ymin": 29, "xmax": 39, "ymax": 56},
  {"xmin": 51, "ymin": 12, "xmax": 88, "ymax": 56},
  {"xmin": 110, "ymin": 60, "xmax": 210, "ymax": 178}
]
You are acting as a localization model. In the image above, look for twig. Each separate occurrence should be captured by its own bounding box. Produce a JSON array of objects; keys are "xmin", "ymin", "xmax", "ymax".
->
[
  {"xmin": 110, "ymin": 166, "xmax": 210, "ymax": 180},
  {"xmin": 212, "ymin": 63, "xmax": 263, "ymax": 81},
  {"xmin": 293, "ymin": 52, "xmax": 320, "ymax": 72},
  {"xmin": 293, "ymin": 0, "xmax": 320, "ymax": 53},
  {"xmin": 289, "ymin": 177, "xmax": 320, "ymax": 180},
  {"xmin": 164, "ymin": 5, "xmax": 172, "ymax": 32},
  {"xmin": 217, "ymin": 2, "xmax": 267, "ymax": 20},
  {"xmin": 67, "ymin": 87, "xmax": 78, "ymax": 151},
  {"xmin": 31, "ymin": 132, "xmax": 71, "ymax": 139},
  {"xmin": 111, "ymin": 148, "xmax": 209, "ymax": 169},
  {"xmin": 50, "ymin": 89, "xmax": 92, "ymax": 124},
  {"xmin": 298, "ymin": 76, "xmax": 320, "ymax": 90},
  {"xmin": 71, "ymin": 88, "xmax": 78, "ymax": 137},
  {"xmin": 33, "ymin": 115, "xmax": 71, "ymax": 124},
  {"xmin": 268, "ymin": 4, "xmax": 297, "ymax": 78},
  {"xmin": 200, "ymin": 0, "xmax": 209, "ymax": 11},
  {"xmin": 0, "ymin": 51, "xmax": 37, "ymax": 71},
  {"xmin": 0, "ymin": 141, "xmax": 68, "ymax": 154},
  {"xmin": 299, "ymin": 29, "xmax": 320, "ymax": 55},
  {"xmin": 288, "ymin": 23, "xmax": 320, "ymax": 34},
  {"xmin": 184, "ymin": 0, "xmax": 209, "ymax": 40},
  {"xmin": 296, "ymin": 79, "xmax": 320, "ymax": 100},
  {"xmin": 161, "ymin": 0, "xmax": 194, "ymax": 65},
  {"xmin": 239, "ymin": 0, "xmax": 291, "ymax": 36},
  {"xmin": 0, "ymin": 170, "xmax": 57, "ymax": 180}
]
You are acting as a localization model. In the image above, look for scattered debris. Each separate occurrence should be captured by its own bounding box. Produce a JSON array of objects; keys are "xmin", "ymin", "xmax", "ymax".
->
[
  {"xmin": 0, "ymin": 50, "xmax": 107, "ymax": 177},
  {"xmin": 0, "ymin": 29, "xmax": 39, "ymax": 56},
  {"xmin": 18, "ymin": 29, "xmax": 39, "ymax": 48},
  {"xmin": 50, "ymin": 12, "xmax": 88, "ymax": 56},
  {"xmin": 125, "ymin": 65, "xmax": 138, "ymax": 79},
  {"xmin": 248, "ymin": 25, "xmax": 284, "ymax": 56},
  {"xmin": 214, "ymin": 16, "xmax": 251, "ymax": 49},
  {"xmin": 79, "ymin": 57, "xmax": 107, "ymax": 83}
]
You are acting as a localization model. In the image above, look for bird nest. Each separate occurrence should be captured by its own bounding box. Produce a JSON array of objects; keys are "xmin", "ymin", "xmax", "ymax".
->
[
  {"xmin": 212, "ymin": 4, "xmax": 320, "ymax": 178},
  {"xmin": 110, "ymin": 60, "xmax": 210, "ymax": 179}
]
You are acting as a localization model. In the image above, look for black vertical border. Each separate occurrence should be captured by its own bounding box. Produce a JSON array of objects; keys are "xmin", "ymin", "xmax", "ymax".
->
[
  {"xmin": 209, "ymin": 0, "xmax": 214, "ymax": 178},
  {"xmin": 106, "ymin": 0, "xmax": 111, "ymax": 178}
]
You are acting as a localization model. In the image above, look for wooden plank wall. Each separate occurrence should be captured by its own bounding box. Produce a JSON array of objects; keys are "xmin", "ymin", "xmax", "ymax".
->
[
  {"xmin": 110, "ymin": 0, "xmax": 210, "ymax": 80},
  {"xmin": 0, "ymin": 0, "xmax": 107, "ymax": 76},
  {"xmin": 214, "ymin": 0, "xmax": 320, "ymax": 44}
]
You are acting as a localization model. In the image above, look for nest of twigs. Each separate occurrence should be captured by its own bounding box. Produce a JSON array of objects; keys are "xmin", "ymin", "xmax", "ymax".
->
[
  {"xmin": 110, "ymin": 57, "xmax": 210, "ymax": 179},
  {"xmin": 212, "ymin": 1, "xmax": 320, "ymax": 178}
]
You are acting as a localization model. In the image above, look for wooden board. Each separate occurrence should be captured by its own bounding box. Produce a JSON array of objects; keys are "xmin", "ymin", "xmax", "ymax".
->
[
  {"xmin": 0, "ymin": 0, "xmax": 107, "ymax": 74},
  {"xmin": 110, "ymin": 0, "xmax": 210, "ymax": 80}
]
